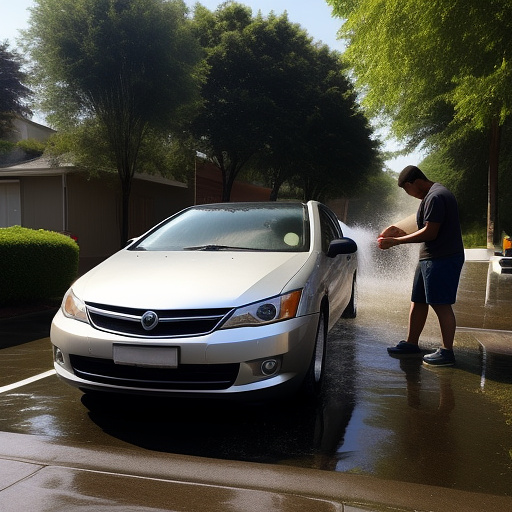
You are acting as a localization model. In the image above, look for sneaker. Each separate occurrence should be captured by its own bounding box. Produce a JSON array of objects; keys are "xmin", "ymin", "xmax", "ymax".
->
[
  {"xmin": 387, "ymin": 341, "xmax": 421, "ymax": 355},
  {"xmin": 423, "ymin": 348, "xmax": 455, "ymax": 367}
]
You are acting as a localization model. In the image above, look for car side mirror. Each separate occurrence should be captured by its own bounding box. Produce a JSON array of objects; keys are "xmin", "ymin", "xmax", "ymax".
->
[
  {"xmin": 327, "ymin": 237, "xmax": 357, "ymax": 258},
  {"xmin": 125, "ymin": 237, "xmax": 140, "ymax": 247}
]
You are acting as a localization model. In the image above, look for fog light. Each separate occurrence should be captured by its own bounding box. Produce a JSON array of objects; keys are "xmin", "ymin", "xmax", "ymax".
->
[
  {"xmin": 246, "ymin": 356, "xmax": 282, "ymax": 379},
  {"xmin": 54, "ymin": 347, "xmax": 65, "ymax": 366},
  {"xmin": 261, "ymin": 358, "xmax": 278, "ymax": 376}
]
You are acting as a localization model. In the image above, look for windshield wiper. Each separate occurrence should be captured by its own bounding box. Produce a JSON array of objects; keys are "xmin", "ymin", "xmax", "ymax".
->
[{"xmin": 184, "ymin": 244, "xmax": 263, "ymax": 251}]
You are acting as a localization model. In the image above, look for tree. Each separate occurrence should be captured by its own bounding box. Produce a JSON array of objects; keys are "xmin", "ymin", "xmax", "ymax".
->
[
  {"xmin": 327, "ymin": 0, "xmax": 512, "ymax": 246},
  {"xmin": 22, "ymin": 0, "xmax": 204, "ymax": 246},
  {"xmin": 0, "ymin": 42, "xmax": 32, "ymax": 138},
  {"xmin": 190, "ymin": 2, "xmax": 313, "ymax": 200},
  {"xmin": 250, "ymin": 43, "xmax": 381, "ymax": 202},
  {"xmin": 296, "ymin": 47, "xmax": 381, "ymax": 201},
  {"xmin": 191, "ymin": 1, "xmax": 380, "ymax": 202}
]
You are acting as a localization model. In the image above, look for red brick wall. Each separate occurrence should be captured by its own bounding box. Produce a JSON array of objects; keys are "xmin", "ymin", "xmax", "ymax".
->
[{"xmin": 195, "ymin": 161, "xmax": 271, "ymax": 204}]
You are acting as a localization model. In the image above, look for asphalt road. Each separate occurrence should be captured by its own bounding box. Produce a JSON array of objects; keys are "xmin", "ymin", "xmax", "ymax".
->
[{"xmin": 0, "ymin": 250, "xmax": 511, "ymax": 502}]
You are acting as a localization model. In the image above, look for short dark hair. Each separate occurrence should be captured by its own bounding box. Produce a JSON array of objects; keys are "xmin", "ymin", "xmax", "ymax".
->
[{"xmin": 398, "ymin": 165, "xmax": 428, "ymax": 187}]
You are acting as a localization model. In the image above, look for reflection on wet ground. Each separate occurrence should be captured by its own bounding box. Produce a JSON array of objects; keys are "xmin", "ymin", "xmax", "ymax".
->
[
  {"xmin": 0, "ymin": 258, "xmax": 511, "ymax": 498},
  {"xmin": 329, "ymin": 322, "xmax": 512, "ymax": 496},
  {"xmin": 456, "ymin": 261, "xmax": 512, "ymax": 330}
]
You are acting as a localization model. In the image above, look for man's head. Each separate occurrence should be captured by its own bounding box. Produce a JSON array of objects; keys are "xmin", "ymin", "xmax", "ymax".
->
[
  {"xmin": 398, "ymin": 165, "xmax": 432, "ymax": 199},
  {"xmin": 398, "ymin": 165, "xmax": 428, "ymax": 187}
]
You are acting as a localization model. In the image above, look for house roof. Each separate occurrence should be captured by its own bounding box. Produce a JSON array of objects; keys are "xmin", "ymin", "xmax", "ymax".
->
[
  {"xmin": 0, "ymin": 156, "xmax": 187, "ymax": 188},
  {"xmin": 0, "ymin": 156, "xmax": 72, "ymax": 176}
]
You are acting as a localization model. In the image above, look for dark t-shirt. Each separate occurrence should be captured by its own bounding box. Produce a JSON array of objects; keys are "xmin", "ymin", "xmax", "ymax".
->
[{"xmin": 417, "ymin": 182, "xmax": 464, "ymax": 260}]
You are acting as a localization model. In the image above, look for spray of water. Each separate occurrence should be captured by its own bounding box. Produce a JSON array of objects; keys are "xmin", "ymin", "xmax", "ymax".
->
[{"xmin": 340, "ymin": 220, "xmax": 418, "ymax": 291}]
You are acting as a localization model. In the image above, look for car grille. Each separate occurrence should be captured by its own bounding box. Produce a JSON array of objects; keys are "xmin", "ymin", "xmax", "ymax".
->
[
  {"xmin": 85, "ymin": 302, "xmax": 233, "ymax": 338},
  {"xmin": 70, "ymin": 355, "xmax": 239, "ymax": 390}
]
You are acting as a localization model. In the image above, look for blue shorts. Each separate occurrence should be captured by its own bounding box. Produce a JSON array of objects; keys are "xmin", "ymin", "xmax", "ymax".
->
[{"xmin": 411, "ymin": 253, "xmax": 465, "ymax": 305}]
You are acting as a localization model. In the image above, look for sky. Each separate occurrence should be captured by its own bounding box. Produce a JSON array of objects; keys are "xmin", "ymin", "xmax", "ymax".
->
[{"xmin": 0, "ymin": 0, "xmax": 421, "ymax": 172}]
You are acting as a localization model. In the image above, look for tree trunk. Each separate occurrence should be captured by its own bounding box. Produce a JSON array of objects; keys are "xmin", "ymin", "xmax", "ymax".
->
[
  {"xmin": 120, "ymin": 175, "xmax": 131, "ymax": 248},
  {"xmin": 487, "ymin": 118, "xmax": 501, "ymax": 250},
  {"xmin": 269, "ymin": 174, "xmax": 284, "ymax": 201},
  {"xmin": 221, "ymin": 169, "xmax": 233, "ymax": 201},
  {"xmin": 222, "ymin": 163, "xmax": 240, "ymax": 202}
]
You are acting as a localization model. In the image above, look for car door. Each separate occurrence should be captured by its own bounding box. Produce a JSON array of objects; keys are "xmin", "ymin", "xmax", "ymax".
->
[{"xmin": 318, "ymin": 205, "xmax": 355, "ymax": 328}]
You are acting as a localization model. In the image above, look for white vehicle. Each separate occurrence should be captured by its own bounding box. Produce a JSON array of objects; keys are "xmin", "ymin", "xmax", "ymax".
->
[{"xmin": 51, "ymin": 201, "xmax": 357, "ymax": 400}]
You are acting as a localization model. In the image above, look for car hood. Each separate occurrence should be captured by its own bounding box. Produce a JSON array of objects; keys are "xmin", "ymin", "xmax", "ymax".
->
[{"xmin": 72, "ymin": 250, "xmax": 311, "ymax": 310}]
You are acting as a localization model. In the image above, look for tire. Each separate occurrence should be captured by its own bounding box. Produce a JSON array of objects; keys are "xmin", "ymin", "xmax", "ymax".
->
[
  {"xmin": 301, "ymin": 309, "xmax": 327, "ymax": 398},
  {"xmin": 342, "ymin": 275, "xmax": 357, "ymax": 319}
]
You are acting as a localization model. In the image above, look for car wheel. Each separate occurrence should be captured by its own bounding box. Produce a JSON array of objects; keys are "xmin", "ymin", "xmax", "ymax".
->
[
  {"xmin": 301, "ymin": 309, "xmax": 327, "ymax": 398},
  {"xmin": 342, "ymin": 275, "xmax": 357, "ymax": 318}
]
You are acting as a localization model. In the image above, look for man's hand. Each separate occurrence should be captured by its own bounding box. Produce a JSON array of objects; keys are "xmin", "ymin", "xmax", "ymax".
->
[
  {"xmin": 378, "ymin": 225, "xmax": 407, "ymax": 238},
  {"xmin": 377, "ymin": 236, "xmax": 400, "ymax": 250}
]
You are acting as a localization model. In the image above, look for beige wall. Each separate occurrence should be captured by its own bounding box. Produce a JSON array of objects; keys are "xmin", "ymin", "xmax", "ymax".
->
[
  {"xmin": 10, "ymin": 118, "xmax": 56, "ymax": 143},
  {"xmin": 67, "ymin": 172, "xmax": 194, "ymax": 261},
  {"xmin": 0, "ymin": 180, "xmax": 21, "ymax": 226},
  {"xmin": 2, "ymin": 168, "xmax": 194, "ymax": 270},
  {"xmin": 21, "ymin": 175, "xmax": 64, "ymax": 231},
  {"xmin": 66, "ymin": 173, "xmax": 120, "ymax": 260}
]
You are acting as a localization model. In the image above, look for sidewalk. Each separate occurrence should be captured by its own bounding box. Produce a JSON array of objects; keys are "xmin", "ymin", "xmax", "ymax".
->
[{"xmin": 1, "ymin": 429, "xmax": 512, "ymax": 512}]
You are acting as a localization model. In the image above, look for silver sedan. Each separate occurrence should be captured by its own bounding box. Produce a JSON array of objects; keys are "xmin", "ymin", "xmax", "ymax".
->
[{"xmin": 50, "ymin": 201, "xmax": 357, "ymax": 400}]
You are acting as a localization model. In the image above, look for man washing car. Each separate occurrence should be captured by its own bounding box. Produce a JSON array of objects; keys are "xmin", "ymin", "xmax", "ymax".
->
[{"xmin": 378, "ymin": 165, "xmax": 465, "ymax": 366}]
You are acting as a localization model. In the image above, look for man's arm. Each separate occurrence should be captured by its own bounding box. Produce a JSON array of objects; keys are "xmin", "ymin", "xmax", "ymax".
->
[{"xmin": 378, "ymin": 221, "xmax": 441, "ymax": 250}]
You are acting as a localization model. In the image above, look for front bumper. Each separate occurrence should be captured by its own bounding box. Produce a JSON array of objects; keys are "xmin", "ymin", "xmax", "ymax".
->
[{"xmin": 50, "ymin": 309, "xmax": 319, "ymax": 398}]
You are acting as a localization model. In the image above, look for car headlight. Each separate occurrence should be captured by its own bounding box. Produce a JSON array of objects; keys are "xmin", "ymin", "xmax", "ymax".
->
[
  {"xmin": 62, "ymin": 288, "xmax": 89, "ymax": 323},
  {"xmin": 221, "ymin": 290, "xmax": 302, "ymax": 329}
]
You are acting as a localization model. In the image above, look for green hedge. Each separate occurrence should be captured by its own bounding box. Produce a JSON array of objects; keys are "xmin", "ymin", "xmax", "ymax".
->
[{"xmin": 0, "ymin": 226, "xmax": 79, "ymax": 306}]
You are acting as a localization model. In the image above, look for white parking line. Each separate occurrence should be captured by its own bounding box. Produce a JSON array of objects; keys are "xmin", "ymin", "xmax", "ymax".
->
[{"xmin": 0, "ymin": 369, "xmax": 56, "ymax": 394}]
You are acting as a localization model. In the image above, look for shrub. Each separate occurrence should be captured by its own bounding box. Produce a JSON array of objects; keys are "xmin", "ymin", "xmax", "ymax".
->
[
  {"xmin": 16, "ymin": 138, "xmax": 45, "ymax": 158},
  {"xmin": 462, "ymin": 222, "xmax": 487, "ymax": 248},
  {"xmin": 0, "ymin": 139, "xmax": 16, "ymax": 156},
  {"xmin": 0, "ymin": 226, "xmax": 79, "ymax": 306},
  {"xmin": 0, "ymin": 139, "xmax": 45, "ymax": 166}
]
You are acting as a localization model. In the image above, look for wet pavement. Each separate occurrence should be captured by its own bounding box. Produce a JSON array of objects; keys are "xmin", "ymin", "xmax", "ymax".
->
[{"xmin": 1, "ymin": 249, "xmax": 512, "ymax": 511}]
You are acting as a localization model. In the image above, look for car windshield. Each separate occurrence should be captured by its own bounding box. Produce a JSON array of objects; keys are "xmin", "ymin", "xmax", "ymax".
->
[{"xmin": 131, "ymin": 203, "xmax": 310, "ymax": 252}]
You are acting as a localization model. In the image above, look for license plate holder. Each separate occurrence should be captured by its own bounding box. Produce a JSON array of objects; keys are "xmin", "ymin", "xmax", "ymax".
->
[{"xmin": 113, "ymin": 345, "xmax": 178, "ymax": 368}]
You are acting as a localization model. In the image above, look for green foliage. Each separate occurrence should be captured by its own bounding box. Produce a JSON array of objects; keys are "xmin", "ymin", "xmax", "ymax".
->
[
  {"xmin": 433, "ymin": 138, "xmax": 488, "ymax": 213},
  {"xmin": 462, "ymin": 226, "xmax": 487, "ymax": 249},
  {"xmin": 16, "ymin": 138, "xmax": 45, "ymax": 158},
  {"xmin": 45, "ymin": 123, "xmax": 195, "ymax": 184},
  {"xmin": 44, "ymin": 121, "xmax": 118, "ymax": 174},
  {"xmin": 23, "ymin": 0, "xmax": 204, "ymax": 131},
  {"xmin": 191, "ymin": 2, "xmax": 380, "ymax": 201},
  {"xmin": 345, "ymin": 169, "xmax": 398, "ymax": 226},
  {"xmin": 0, "ymin": 138, "xmax": 44, "ymax": 165},
  {"xmin": 0, "ymin": 226, "xmax": 79, "ymax": 306},
  {"xmin": 328, "ymin": 0, "xmax": 512, "ymax": 242},
  {"xmin": 0, "ymin": 42, "xmax": 32, "ymax": 138},
  {"xmin": 0, "ymin": 140, "xmax": 16, "ymax": 155},
  {"xmin": 329, "ymin": 0, "xmax": 512, "ymax": 148},
  {"xmin": 137, "ymin": 132, "xmax": 197, "ymax": 183}
]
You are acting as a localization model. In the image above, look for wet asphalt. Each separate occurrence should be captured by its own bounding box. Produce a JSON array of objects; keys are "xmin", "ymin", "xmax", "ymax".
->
[{"xmin": 0, "ymin": 248, "xmax": 511, "ymax": 511}]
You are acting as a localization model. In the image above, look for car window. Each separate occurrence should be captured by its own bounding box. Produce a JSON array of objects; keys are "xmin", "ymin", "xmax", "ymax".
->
[
  {"xmin": 319, "ymin": 206, "xmax": 341, "ymax": 253},
  {"xmin": 131, "ymin": 203, "xmax": 310, "ymax": 252}
]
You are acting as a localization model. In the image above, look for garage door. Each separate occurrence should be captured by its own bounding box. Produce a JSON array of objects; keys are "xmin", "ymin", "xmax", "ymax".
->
[{"xmin": 0, "ymin": 180, "xmax": 21, "ymax": 227}]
